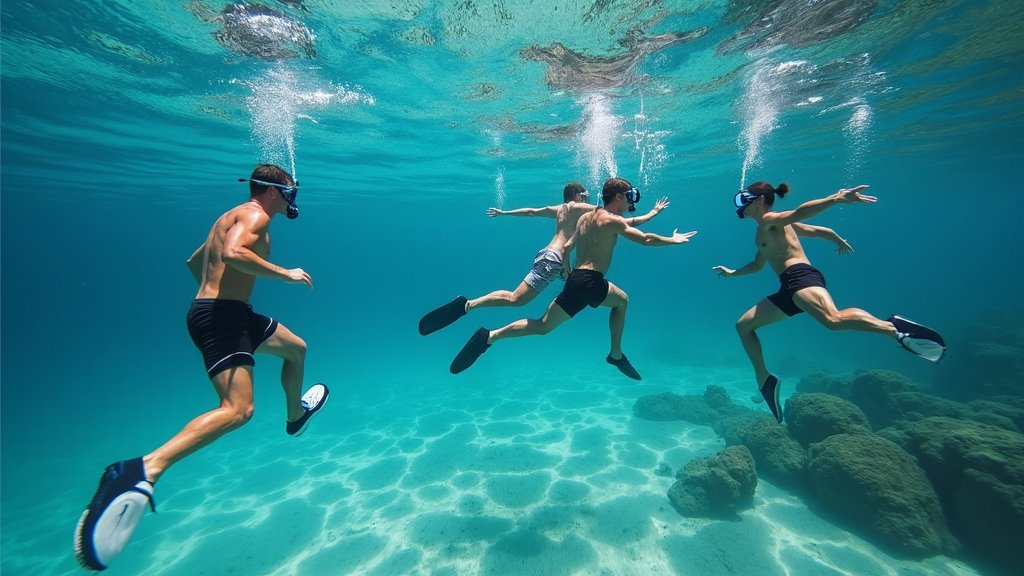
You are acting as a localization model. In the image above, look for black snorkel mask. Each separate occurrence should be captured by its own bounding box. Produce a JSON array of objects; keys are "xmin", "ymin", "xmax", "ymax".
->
[
  {"xmin": 240, "ymin": 178, "xmax": 300, "ymax": 219},
  {"xmin": 624, "ymin": 186, "xmax": 641, "ymax": 213},
  {"xmin": 734, "ymin": 190, "xmax": 758, "ymax": 219}
]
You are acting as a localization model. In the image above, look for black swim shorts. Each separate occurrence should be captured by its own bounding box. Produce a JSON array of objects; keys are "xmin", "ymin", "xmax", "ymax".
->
[
  {"xmin": 554, "ymin": 269, "xmax": 610, "ymax": 317},
  {"xmin": 186, "ymin": 299, "xmax": 279, "ymax": 378},
  {"xmin": 766, "ymin": 263, "xmax": 827, "ymax": 317}
]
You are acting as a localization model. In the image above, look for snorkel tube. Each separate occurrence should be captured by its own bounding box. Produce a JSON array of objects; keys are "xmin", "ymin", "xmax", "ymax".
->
[{"xmin": 284, "ymin": 197, "xmax": 299, "ymax": 220}]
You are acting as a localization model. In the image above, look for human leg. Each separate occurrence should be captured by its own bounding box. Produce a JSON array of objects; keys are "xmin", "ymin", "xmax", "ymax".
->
[
  {"xmin": 489, "ymin": 299, "xmax": 572, "ymax": 343},
  {"xmin": 792, "ymin": 286, "xmax": 898, "ymax": 337},
  {"xmin": 735, "ymin": 298, "xmax": 789, "ymax": 388},
  {"xmin": 794, "ymin": 287, "xmax": 946, "ymax": 361},
  {"xmin": 599, "ymin": 283, "xmax": 642, "ymax": 379},
  {"xmin": 255, "ymin": 322, "xmax": 307, "ymax": 422},
  {"xmin": 76, "ymin": 364, "xmax": 257, "ymax": 571},
  {"xmin": 467, "ymin": 248, "xmax": 561, "ymax": 312},
  {"xmin": 734, "ymin": 299, "xmax": 789, "ymax": 422},
  {"xmin": 466, "ymin": 281, "xmax": 539, "ymax": 311},
  {"xmin": 450, "ymin": 300, "xmax": 572, "ymax": 374},
  {"xmin": 601, "ymin": 282, "xmax": 629, "ymax": 359},
  {"xmin": 143, "ymin": 366, "xmax": 256, "ymax": 484}
]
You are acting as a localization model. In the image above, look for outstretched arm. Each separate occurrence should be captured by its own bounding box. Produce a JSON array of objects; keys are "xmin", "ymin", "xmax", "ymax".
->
[
  {"xmin": 619, "ymin": 221, "xmax": 697, "ymax": 247},
  {"xmin": 624, "ymin": 197, "xmax": 669, "ymax": 227},
  {"xmin": 794, "ymin": 223, "xmax": 853, "ymax": 255},
  {"xmin": 765, "ymin": 185, "xmax": 875, "ymax": 227},
  {"xmin": 487, "ymin": 205, "xmax": 558, "ymax": 218},
  {"xmin": 186, "ymin": 243, "xmax": 206, "ymax": 285},
  {"xmin": 713, "ymin": 251, "xmax": 765, "ymax": 277}
]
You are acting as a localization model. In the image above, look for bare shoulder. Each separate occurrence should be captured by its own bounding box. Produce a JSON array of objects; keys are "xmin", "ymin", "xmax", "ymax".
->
[
  {"xmin": 759, "ymin": 213, "xmax": 789, "ymax": 231},
  {"xmin": 232, "ymin": 202, "xmax": 270, "ymax": 227},
  {"xmin": 600, "ymin": 210, "xmax": 628, "ymax": 227}
]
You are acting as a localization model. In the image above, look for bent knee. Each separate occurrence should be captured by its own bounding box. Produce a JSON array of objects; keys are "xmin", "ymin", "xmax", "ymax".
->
[
  {"xmin": 537, "ymin": 322, "xmax": 556, "ymax": 335},
  {"xmin": 286, "ymin": 337, "xmax": 308, "ymax": 361},
  {"xmin": 820, "ymin": 315, "xmax": 844, "ymax": 330},
  {"xmin": 735, "ymin": 317, "xmax": 752, "ymax": 334},
  {"xmin": 225, "ymin": 401, "xmax": 254, "ymax": 425}
]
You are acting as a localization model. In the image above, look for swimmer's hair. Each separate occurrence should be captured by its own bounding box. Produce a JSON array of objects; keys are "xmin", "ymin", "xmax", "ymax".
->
[
  {"xmin": 747, "ymin": 181, "xmax": 790, "ymax": 206},
  {"xmin": 601, "ymin": 177, "xmax": 632, "ymax": 205},
  {"xmin": 249, "ymin": 164, "xmax": 293, "ymax": 196},
  {"xmin": 563, "ymin": 181, "xmax": 586, "ymax": 202}
]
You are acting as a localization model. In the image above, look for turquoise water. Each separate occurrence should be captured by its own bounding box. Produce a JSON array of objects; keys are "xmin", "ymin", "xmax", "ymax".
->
[{"xmin": 2, "ymin": 1, "xmax": 1021, "ymax": 575}]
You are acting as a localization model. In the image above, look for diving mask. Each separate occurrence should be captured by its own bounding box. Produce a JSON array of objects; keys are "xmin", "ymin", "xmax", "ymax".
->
[
  {"xmin": 734, "ymin": 190, "xmax": 758, "ymax": 219},
  {"xmin": 623, "ymin": 186, "xmax": 641, "ymax": 213},
  {"xmin": 241, "ymin": 178, "xmax": 300, "ymax": 219}
]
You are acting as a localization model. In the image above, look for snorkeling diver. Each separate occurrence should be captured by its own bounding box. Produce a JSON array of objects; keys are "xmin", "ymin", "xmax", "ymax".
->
[{"xmin": 714, "ymin": 182, "xmax": 946, "ymax": 424}]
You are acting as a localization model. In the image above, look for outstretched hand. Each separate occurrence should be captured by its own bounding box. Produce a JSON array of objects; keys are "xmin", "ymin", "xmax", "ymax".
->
[
  {"xmin": 712, "ymin": 265, "xmax": 735, "ymax": 277},
  {"xmin": 672, "ymin": 229, "xmax": 697, "ymax": 244},
  {"xmin": 653, "ymin": 197, "xmax": 670, "ymax": 212},
  {"xmin": 285, "ymin": 267, "xmax": 313, "ymax": 289},
  {"xmin": 836, "ymin": 237, "xmax": 854, "ymax": 255},
  {"xmin": 835, "ymin": 185, "xmax": 876, "ymax": 204},
  {"xmin": 486, "ymin": 207, "xmax": 503, "ymax": 218}
]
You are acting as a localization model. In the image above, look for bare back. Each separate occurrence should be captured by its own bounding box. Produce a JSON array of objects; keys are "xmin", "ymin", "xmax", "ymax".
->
[
  {"xmin": 195, "ymin": 202, "xmax": 271, "ymax": 302},
  {"xmin": 573, "ymin": 208, "xmax": 626, "ymax": 274},
  {"xmin": 755, "ymin": 221, "xmax": 810, "ymax": 275},
  {"xmin": 542, "ymin": 201, "xmax": 595, "ymax": 253}
]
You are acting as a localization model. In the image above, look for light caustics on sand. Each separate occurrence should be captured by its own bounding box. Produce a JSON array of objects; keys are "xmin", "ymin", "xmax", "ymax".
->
[
  {"xmin": 236, "ymin": 64, "xmax": 374, "ymax": 178},
  {"xmin": 576, "ymin": 93, "xmax": 622, "ymax": 190}
]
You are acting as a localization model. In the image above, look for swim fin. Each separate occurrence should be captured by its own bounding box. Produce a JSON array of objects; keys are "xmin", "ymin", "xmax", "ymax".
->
[
  {"xmin": 889, "ymin": 315, "xmax": 946, "ymax": 363},
  {"xmin": 286, "ymin": 383, "xmax": 330, "ymax": 437},
  {"xmin": 419, "ymin": 296, "xmax": 468, "ymax": 335},
  {"xmin": 606, "ymin": 354, "xmax": 642, "ymax": 380},
  {"xmin": 760, "ymin": 375, "xmax": 783, "ymax": 423},
  {"xmin": 450, "ymin": 327, "xmax": 490, "ymax": 374},
  {"xmin": 74, "ymin": 457, "xmax": 155, "ymax": 571}
]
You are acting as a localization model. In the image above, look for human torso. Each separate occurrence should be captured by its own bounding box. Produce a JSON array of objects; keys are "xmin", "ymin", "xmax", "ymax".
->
[
  {"xmin": 544, "ymin": 201, "xmax": 593, "ymax": 253},
  {"xmin": 573, "ymin": 208, "xmax": 620, "ymax": 274},
  {"xmin": 756, "ymin": 220, "xmax": 810, "ymax": 275},
  {"xmin": 194, "ymin": 202, "xmax": 271, "ymax": 302}
]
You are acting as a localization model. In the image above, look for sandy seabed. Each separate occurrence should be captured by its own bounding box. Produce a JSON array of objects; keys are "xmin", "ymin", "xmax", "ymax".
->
[{"xmin": 3, "ymin": 361, "xmax": 979, "ymax": 576}]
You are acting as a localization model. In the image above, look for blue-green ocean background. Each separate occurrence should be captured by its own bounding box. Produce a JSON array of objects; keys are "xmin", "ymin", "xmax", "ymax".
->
[{"xmin": 2, "ymin": 1, "xmax": 1022, "ymax": 575}]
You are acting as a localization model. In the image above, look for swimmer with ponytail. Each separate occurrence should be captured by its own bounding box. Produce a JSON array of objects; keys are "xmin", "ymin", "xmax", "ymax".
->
[{"xmin": 714, "ymin": 182, "xmax": 946, "ymax": 424}]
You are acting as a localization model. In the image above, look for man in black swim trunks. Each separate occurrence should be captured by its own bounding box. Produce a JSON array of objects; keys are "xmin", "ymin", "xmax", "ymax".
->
[
  {"xmin": 418, "ymin": 182, "xmax": 670, "ymax": 336},
  {"xmin": 450, "ymin": 177, "xmax": 696, "ymax": 380},
  {"xmin": 714, "ymin": 181, "xmax": 945, "ymax": 424},
  {"xmin": 74, "ymin": 164, "xmax": 329, "ymax": 571}
]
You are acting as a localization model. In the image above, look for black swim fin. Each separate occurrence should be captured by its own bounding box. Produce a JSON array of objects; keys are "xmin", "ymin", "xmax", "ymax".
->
[
  {"xmin": 760, "ymin": 375, "xmax": 783, "ymax": 423},
  {"xmin": 606, "ymin": 354, "xmax": 642, "ymax": 380},
  {"xmin": 889, "ymin": 315, "xmax": 946, "ymax": 363},
  {"xmin": 450, "ymin": 327, "xmax": 491, "ymax": 374},
  {"xmin": 419, "ymin": 296, "xmax": 468, "ymax": 335}
]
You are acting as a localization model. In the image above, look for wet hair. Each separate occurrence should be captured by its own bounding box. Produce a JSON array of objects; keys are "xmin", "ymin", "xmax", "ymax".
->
[
  {"xmin": 248, "ymin": 164, "xmax": 293, "ymax": 196},
  {"xmin": 601, "ymin": 177, "xmax": 633, "ymax": 206},
  {"xmin": 746, "ymin": 181, "xmax": 790, "ymax": 206},
  {"xmin": 563, "ymin": 181, "xmax": 586, "ymax": 202}
]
